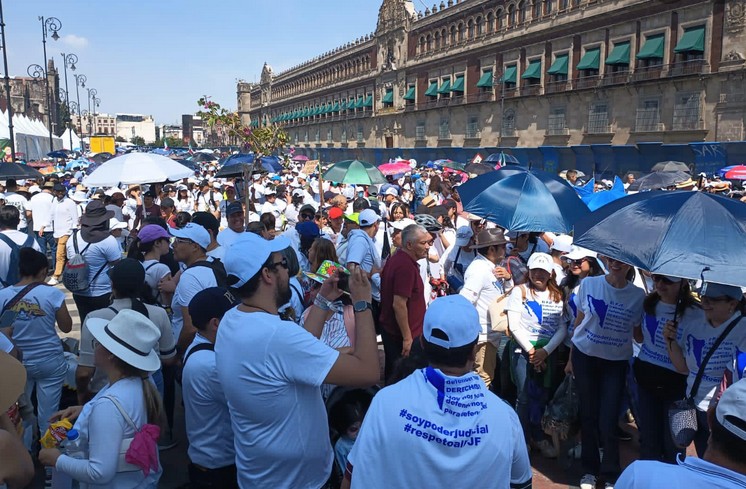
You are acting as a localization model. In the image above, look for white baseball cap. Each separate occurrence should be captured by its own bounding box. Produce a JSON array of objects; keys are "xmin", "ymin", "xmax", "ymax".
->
[
  {"xmin": 716, "ymin": 378, "xmax": 746, "ymax": 441},
  {"xmin": 109, "ymin": 218, "xmax": 127, "ymax": 231},
  {"xmin": 424, "ymin": 295, "xmax": 481, "ymax": 349},
  {"xmin": 455, "ymin": 226, "xmax": 474, "ymax": 247},
  {"xmin": 225, "ymin": 233, "xmax": 290, "ymax": 288},
  {"xmin": 358, "ymin": 208, "xmax": 380, "ymax": 227},
  {"xmin": 526, "ymin": 252, "xmax": 554, "ymax": 273},
  {"xmin": 390, "ymin": 218, "xmax": 416, "ymax": 231},
  {"xmin": 563, "ymin": 246, "xmax": 598, "ymax": 261},
  {"xmin": 384, "ymin": 187, "xmax": 399, "ymax": 197},
  {"xmin": 551, "ymin": 234, "xmax": 573, "ymax": 253},
  {"xmin": 170, "ymin": 223, "xmax": 211, "ymax": 250}
]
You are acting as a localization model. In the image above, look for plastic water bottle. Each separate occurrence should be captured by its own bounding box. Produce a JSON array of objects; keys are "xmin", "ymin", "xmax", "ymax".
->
[{"xmin": 51, "ymin": 429, "xmax": 84, "ymax": 489}]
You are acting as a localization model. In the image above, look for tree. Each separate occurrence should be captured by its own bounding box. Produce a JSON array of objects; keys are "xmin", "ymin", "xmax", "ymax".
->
[
  {"xmin": 115, "ymin": 136, "xmax": 126, "ymax": 142},
  {"xmin": 130, "ymin": 136, "xmax": 145, "ymax": 146}
]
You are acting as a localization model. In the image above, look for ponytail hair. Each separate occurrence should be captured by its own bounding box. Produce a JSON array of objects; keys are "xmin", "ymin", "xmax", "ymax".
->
[{"xmin": 112, "ymin": 358, "xmax": 165, "ymax": 426}]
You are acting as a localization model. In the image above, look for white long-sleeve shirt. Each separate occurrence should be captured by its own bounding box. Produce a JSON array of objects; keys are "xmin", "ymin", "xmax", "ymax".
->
[
  {"xmin": 56, "ymin": 377, "xmax": 162, "ymax": 488},
  {"xmin": 51, "ymin": 197, "xmax": 79, "ymax": 238}
]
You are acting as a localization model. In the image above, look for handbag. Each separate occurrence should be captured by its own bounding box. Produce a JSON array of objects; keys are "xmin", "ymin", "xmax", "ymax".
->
[
  {"xmin": 668, "ymin": 314, "xmax": 742, "ymax": 448},
  {"xmin": 104, "ymin": 395, "xmax": 160, "ymax": 475}
]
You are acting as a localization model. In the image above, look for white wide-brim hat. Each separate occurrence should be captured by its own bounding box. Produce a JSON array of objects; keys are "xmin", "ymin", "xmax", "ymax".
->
[{"xmin": 87, "ymin": 309, "xmax": 161, "ymax": 372}]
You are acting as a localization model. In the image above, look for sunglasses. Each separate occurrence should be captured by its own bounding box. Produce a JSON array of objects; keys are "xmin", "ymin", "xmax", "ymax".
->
[
  {"xmin": 567, "ymin": 258, "xmax": 588, "ymax": 266},
  {"xmin": 651, "ymin": 275, "xmax": 676, "ymax": 284},
  {"xmin": 300, "ymin": 213, "xmax": 314, "ymax": 221},
  {"xmin": 173, "ymin": 237, "xmax": 195, "ymax": 246},
  {"xmin": 266, "ymin": 257, "xmax": 289, "ymax": 271},
  {"xmin": 700, "ymin": 295, "xmax": 733, "ymax": 303}
]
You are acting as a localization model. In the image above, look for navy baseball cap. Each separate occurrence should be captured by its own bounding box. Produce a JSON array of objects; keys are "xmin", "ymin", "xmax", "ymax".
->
[{"xmin": 188, "ymin": 287, "xmax": 238, "ymax": 330}]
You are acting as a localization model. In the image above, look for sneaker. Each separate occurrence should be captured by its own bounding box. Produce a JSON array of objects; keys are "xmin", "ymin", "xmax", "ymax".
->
[
  {"xmin": 158, "ymin": 432, "xmax": 177, "ymax": 451},
  {"xmin": 580, "ymin": 474, "xmax": 597, "ymax": 489},
  {"xmin": 535, "ymin": 439, "xmax": 558, "ymax": 459},
  {"xmin": 47, "ymin": 277, "xmax": 59, "ymax": 285}
]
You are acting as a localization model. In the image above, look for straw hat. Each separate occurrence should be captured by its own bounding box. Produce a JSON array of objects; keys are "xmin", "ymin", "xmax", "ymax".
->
[
  {"xmin": 0, "ymin": 351, "xmax": 26, "ymax": 412},
  {"xmin": 86, "ymin": 309, "xmax": 161, "ymax": 372}
]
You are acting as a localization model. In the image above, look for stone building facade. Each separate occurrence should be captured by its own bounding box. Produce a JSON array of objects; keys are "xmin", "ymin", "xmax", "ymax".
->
[
  {"xmin": 0, "ymin": 60, "xmax": 63, "ymax": 135},
  {"xmin": 237, "ymin": 0, "xmax": 746, "ymax": 153}
]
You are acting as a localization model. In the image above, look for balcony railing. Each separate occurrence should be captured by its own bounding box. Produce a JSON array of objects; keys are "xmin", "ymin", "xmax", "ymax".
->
[
  {"xmin": 632, "ymin": 65, "xmax": 665, "ymax": 82},
  {"xmin": 574, "ymin": 75, "xmax": 600, "ymax": 89},
  {"xmin": 519, "ymin": 85, "xmax": 542, "ymax": 97},
  {"xmin": 601, "ymin": 71, "xmax": 629, "ymax": 86},
  {"xmin": 545, "ymin": 80, "xmax": 570, "ymax": 94},
  {"xmin": 669, "ymin": 59, "xmax": 709, "ymax": 77}
]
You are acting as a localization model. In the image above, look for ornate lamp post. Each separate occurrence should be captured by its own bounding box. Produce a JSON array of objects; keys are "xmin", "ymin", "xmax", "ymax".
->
[
  {"xmin": 60, "ymin": 52, "xmax": 77, "ymax": 151},
  {"xmin": 86, "ymin": 87, "xmax": 96, "ymax": 137},
  {"xmin": 73, "ymin": 74, "xmax": 85, "ymax": 146},
  {"xmin": 35, "ymin": 16, "xmax": 62, "ymax": 152},
  {"xmin": 0, "ymin": 0, "xmax": 15, "ymax": 161}
]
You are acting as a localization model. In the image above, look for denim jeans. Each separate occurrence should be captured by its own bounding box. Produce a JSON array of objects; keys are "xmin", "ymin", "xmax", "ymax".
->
[
  {"xmin": 24, "ymin": 354, "xmax": 68, "ymax": 443},
  {"xmin": 35, "ymin": 231, "xmax": 57, "ymax": 272},
  {"xmin": 572, "ymin": 348, "xmax": 628, "ymax": 482},
  {"xmin": 636, "ymin": 385, "xmax": 684, "ymax": 463}
]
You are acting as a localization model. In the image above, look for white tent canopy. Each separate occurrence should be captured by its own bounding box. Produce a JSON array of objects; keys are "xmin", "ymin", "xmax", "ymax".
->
[
  {"xmin": 60, "ymin": 128, "xmax": 82, "ymax": 151},
  {"xmin": 0, "ymin": 110, "xmax": 62, "ymax": 160}
]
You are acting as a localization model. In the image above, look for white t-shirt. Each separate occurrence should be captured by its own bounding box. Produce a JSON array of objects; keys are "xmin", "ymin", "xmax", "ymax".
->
[
  {"xmin": 175, "ymin": 197, "xmax": 194, "ymax": 214},
  {"xmin": 196, "ymin": 190, "xmax": 222, "ymax": 213},
  {"xmin": 260, "ymin": 199, "xmax": 287, "ymax": 229},
  {"xmin": 51, "ymin": 197, "xmax": 79, "ymax": 238},
  {"xmin": 183, "ymin": 334, "xmax": 234, "ymax": 469},
  {"xmin": 347, "ymin": 367, "xmax": 532, "ymax": 489},
  {"xmin": 616, "ymin": 457, "xmax": 746, "ymax": 489},
  {"xmin": 215, "ymin": 309, "xmax": 339, "ymax": 489},
  {"xmin": 0, "ymin": 284, "xmax": 65, "ymax": 362},
  {"xmin": 0, "ymin": 230, "xmax": 41, "ymax": 286},
  {"xmin": 171, "ymin": 265, "xmax": 217, "ymax": 340},
  {"xmin": 217, "ymin": 228, "xmax": 243, "ymax": 248},
  {"xmin": 206, "ymin": 245, "xmax": 226, "ymax": 262},
  {"xmin": 460, "ymin": 254, "xmax": 508, "ymax": 345},
  {"xmin": 572, "ymin": 275, "xmax": 645, "ymax": 361},
  {"xmin": 28, "ymin": 191, "xmax": 55, "ymax": 232},
  {"xmin": 505, "ymin": 286, "xmax": 566, "ymax": 354},
  {"xmin": 65, "ymin": 233, "xmax": 121, "ymax": 297},
  {"xmin": 638, "ymin": 302, "xmax": 703, "ymax": 372},
  {"xmin": 142, "ymin": 259, "xmax": 171, "ymax": 305},
  {"xmin": 4, "ymin": 192, "xmax": 28, "ymax": 230},
  {"xmin": 677, "ymin": 312, "xmax": 746, "ymax": 411}
]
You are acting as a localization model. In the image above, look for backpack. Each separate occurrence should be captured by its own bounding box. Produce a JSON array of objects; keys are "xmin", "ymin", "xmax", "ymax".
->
[
  {"xmin": 0, "ymin": 233, "xmax": 36, "ymax": 287},
  {"xmin": 187, "ymin": 259, "xmax": 227, "ymax": 288},
  {"xmin": 63, "ymin": 231, "xmax": 109, "ymax": 293}
]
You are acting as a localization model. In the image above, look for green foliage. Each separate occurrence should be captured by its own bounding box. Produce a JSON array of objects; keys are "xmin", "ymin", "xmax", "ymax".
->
[{"xmin": 130, "ymin": 136, "xmax": 145, "ymax": 145}]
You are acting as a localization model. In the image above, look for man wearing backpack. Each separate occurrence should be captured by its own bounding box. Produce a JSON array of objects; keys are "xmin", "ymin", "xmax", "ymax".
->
[
  {"xmin": 170, "ymin": 223, "xmax": 223, "ymax": 353},
  {"xmin": 0, "ymin": 205, "xmax": 41, "ymax": 288}
]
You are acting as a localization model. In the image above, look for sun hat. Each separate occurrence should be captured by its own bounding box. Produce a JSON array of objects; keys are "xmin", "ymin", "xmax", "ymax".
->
[
  {"xmin": 170, "ymin": 222, "xmax": 211, "ymax": 250},
  {"xmin": 138, "ymin": 224, "xmax": 170, "ymax": 244},
  {"xmin": 299, "ymin": 204, "xmax": 316, "ymax": 215},
  {"xmin": 80, "ymin": 200, "xmax": 114, "ymax": 226},
  {"xmin": 0, "ymin": 351, "xmax": 26, "ymax": 412},
  {"xmin": 226, "ymin": 202, "xmax": 243, "ymax": 216},
  {"xmin": 71, "ymin": 190, "xmax": 88, "ymax": 203},
  {"xmin": 87, "ymin": 309, "xmax": 161, "ymax": 372},
  {"xmin": 423, "ymin": 295, "xmax": 481, "ymax": 349},
  {"xmin": 109, "ymin": 218, "xmax": 127, "ymax": 231},
  {"xmin": 551, "ymin": 234, "xmax": 573, "ymax": 253},
  {"xmin": 527, "ymin": 253, "xmax": 554, "ymax": 273},
  {"xmin": 700, "ymin": 282, "xmax": 743, "ymax": 301},
  {"xmin": 225, "ymin": 233, "xmax": 290, "ymax": 288},
  {"xmin": 455, "ymin": 225, "xmax": 474, "ymax": 247},
  {"xmin": 473, "ymin": 228, "xmax": 507, "ymax": 249},
  {"xmin": 563, "ymin": 246, "xmax": 598, "ymax": 261},
  {"xmin": 292, "ymin": 188, "xmax": 305, "ymax": 198},
  {"xmin": 716, "ymin": 378, "xmax": 746, "ymax": 441},
  {"xmin": 188, "ymin": 287, "xmax": 237, "ymax": 330},
  {"xmin": 42, "ymin": 181, "xmax": 55, "ymax": 189},
  {"xmin": 358, "ymin": 209, "xmax": 380, "ymax": 227}
]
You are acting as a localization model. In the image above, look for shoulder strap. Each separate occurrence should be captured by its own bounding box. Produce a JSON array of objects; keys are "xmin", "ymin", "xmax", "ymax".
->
[
  {"xmin": 145, "ymin": 262, "xmax": 159, "ymax": 272},
  {"xmin": 183, "ymin": 342, "xmax": 215, "ymax": 366},
  {"xmin": 0, "ymin": 233, "xmax": 15, "ymax": 249},
  {"xmin": 22, "ymin": 235, "xmax": 34, "ymax": 248},
  {"xmin": 290, "ymin": 283, "xmax": 302, "ymax": 304},
  {"xmin": 108, "ymin": 306, "xmax": 119, "ymax": 314},
  {"xmin": 73, "ymin": 231, "xmax": 92, "ymax": 255},
  {"xmin": 103, "ymin": 395, "xmax": 138, "ymax": 432},
  {"xmin": 519, "ymin": 284, "xmax": 527, "ymax": 303},
  {"xmin": 1, "ymin": 283, "xmax": 42, "ymax": 314},
  {"xmin": 690, "ymin": 314, "xmax": 743, "ymax": 400}
]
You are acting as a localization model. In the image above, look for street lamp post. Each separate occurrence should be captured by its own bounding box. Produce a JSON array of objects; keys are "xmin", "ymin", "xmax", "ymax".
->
[
  {"xmin": 0, "ymin": 0, "xmax": 15, "ymax": 161},
  {"xmin": 37, "ymin": 16, "xmax": 62, "ymax": 152},
  {"xmin": 86, "ymin": 87, "xmax": 96, "ymax": 138},
  {"xmin": 73, "ymin": 74, "xmax": 85, "ymax": 145},
  {"xmin": 92, "ymin": 97, "xmax": 100, "ymax": 137},
  {"xmin": 60, "ymin": 52, "xmax": 77, "ymax": 151}
]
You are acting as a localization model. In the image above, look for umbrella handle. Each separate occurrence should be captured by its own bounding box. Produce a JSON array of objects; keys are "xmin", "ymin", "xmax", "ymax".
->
[{"xmin": 672, "ymin": 279, "xmax": 686, "ymax": 324}]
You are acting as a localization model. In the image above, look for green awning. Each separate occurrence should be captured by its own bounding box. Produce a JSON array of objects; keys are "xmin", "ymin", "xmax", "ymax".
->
[
  {"xmin": 300, "ymin": 108, "xmax": 307, "ymax": 117},
  {"xmin": 363, "ymin": 95, "xmax": 373, "ymax": 107},
  {"xmin": 499, "ymin": 66, "xmax": 517, "ymax": 84},
  {"xmin": 346, "ymin": 99, "xmax": 356, "ymax": 110},
  {"xmin": 403, "ymin": 86, "xmax": 416, "ymax": 100},
  {"xmin": 425, "ymin": 81, "xmax": 439, "ymax": 96},
  {"xmin": 576, "ymin": 48, "xmax": 600, "ymax": 70},
  {"xmin": 674, "ymin": 26, "xmax": 705, "ymax": 53},
  {"xmin": 355, "ymin": 97, "xmax": 364, "ymax": 109},
  {"xmin": 332, "ymin": 102, "xmax": 340, "ymax": 112},
  {"xmin": 637, "ymin": 34, "xmax": 665, "ymax": 60},
  {"xmin": 382, "ymin": 90, "xmax": 394, "ymax": 104},
  {"xmin": 312, "ymin": 106, "xmax": 321, "ymax": 115},
  {"xmin": 438, "ymin": 79, "xmax": 452, "ymax": 93},
  {"xmin": 521, "ymin": 59, "xmax": 542, "ymax": 80},
  {"xmin": 476, "ymin": 70, "xmax": 493, "ymax": 88},
  {"xmin": 451, "ymin": 75, "xmax": 465, "ymax": 92},
  {"xmin": 547, "ymin": 54, "xmax": 569, "ymax": 75},
  {"xmin": 605, "ymin": 42, "xmax": 630, "ymax": 65}
]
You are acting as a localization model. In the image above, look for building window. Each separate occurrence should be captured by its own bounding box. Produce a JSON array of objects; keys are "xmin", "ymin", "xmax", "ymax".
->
[
  {"xmin": 496, "ymin": 9, "xmax": 503, "ymax": 29},
  {"xmin": 587, "ymin": 102, "xmax": 610, "ymax": 134},
  {"xmin": 635, "ymin": 98, "xmax": 661, "ymax": 132},
  {"xmin": 304, "ymin": 130, "xmax": 309, "ymax": 143},
  {"xmin": 294, "ymin": 132, "xmax": 299, "ymax": 145},
  {"xmin": 439, "ymin": 118, "xmax": 450, "ymax": 140},
  {"xmin": 547, "ymin": 106, "xmax": 567, "ymax": 135},
  {"xmin": 672, "ymin": 93, "xmax": 701, "ymax": 130},
  {"xmin": 458, "ymin": 23, "xmax": 465, "ymax": 42},
  {"xmin": 502, "ymin": 108, "xmax": 516, "ymax": 136},
  {"xmin": 416, "ymin": 122, "xmax": 426, "ymax": 140},
  {"xmin": 434, "ymin": 31, "xmax": 441, "ymax": 50},
  {"xmin": 518, "ymin": 1, "xmax": 527, "ymax": 23},
  {"xmin": 327, "ymin": 128, "xmax": 333, "ymax": 141},
  {"xmin": 356, "ymin": 125, "xmax": 364, "ymax": 144},
  {"xmin": 532, "ymin": 1, "xmax": 541, "ymax": 19},
  {"xmin": 466, "ymin": 116, "xmax": 480, "ymax": 139},
  {"xmin": 341, "ymin": 128, "xmax": 348, "ymax": 143},
  {"xmin": 315, "ymin": 129, "xmax": 320, "ymax": 143},
  {"xmin": 450, "ymin": 25, "xmax": 457, "ymax": 44},
  {"xmin": 544, "ymin": 0, "xmax": 552, "ymax": 15},
  {"xmin": 486, "ymin": 12, "xmax": 494, "ymax": 32},
  {"xmin": 508, "ymin": 5, "xmax": 516, "ymax": 26},
  {"xmin": 467, "ymin": 20, "xmax": 474, "ymax": 39},
  {"xmin": 476, "ymin": 16, "xmax": 483, "ymax": 36}
]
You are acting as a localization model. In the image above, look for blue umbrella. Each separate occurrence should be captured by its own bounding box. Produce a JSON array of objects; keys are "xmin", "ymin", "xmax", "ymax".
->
[
  {"xmin": 64, "ymin": 159, "xmax": 90, "ymax": 171},
  {"xmin": 47, "ymin": 150, "xmax": 69, "ymax": 159},
  {"xmin": 485, "ymin": 152, "xmax": 521, "ymax": 165},
  {"xmin": 458, "ymin": 167, "xmax": 590, "ymax": 233},
  {"xmin": 582, "ymin": 177, "xmax": 626, "ymax": 211},
  {"xmin": 574, "ymin": 191, "xmax": 746, "ymax": 286},
  {"xmin": 216, "ymin": 154, "xmax": 282, "ymax": 178}
]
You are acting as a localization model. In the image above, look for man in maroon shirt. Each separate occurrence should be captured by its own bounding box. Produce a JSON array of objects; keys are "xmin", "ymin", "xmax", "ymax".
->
[{"xmin": 379, "ymin": 223, "xmax": 431, "ymax": 382}]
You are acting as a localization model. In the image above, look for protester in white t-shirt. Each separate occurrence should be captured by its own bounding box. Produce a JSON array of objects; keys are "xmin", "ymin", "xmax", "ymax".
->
[
  {"xmin": 344, "ymin": 295, "xmax": 532, "ymax": 489},
  {"xmin": 216, "ymin": 202, "xmax": 244, "ymax": 248},
  {"xmin": 0, "ymin": 205, "xmax": 41, "ymax": 287},
  {"xmin": 559, "ymin": 247, "xmax": 605, "ymax": 347},
  {"xmin": 460, "ymin": 228, "xmax": 511, "ymax": 388},
  {"xmin": 568, "ymin": 258, "xmax": 645, "ymax": 489},
  {"xmin": 505, "ymin": 253, "xmax": 566, "ymax": 458},
  {"xmin": 127, "ymin": 224, "xmax": 173, "ymax": 307},
  {"xmin": 28, "ymin": 182, "xmax": 56, "ymax": 264},
  {"xmin": 215, "ymin": 232, "xmax": 379, "ymax": 488},
  {"xmin": 664, "ymin": 281, "xmax": 746, "ymax": 457},
  {"xmin": 3, "ymin": 180, "xmax": 30, "ymax": 231},
  {"xmin": 260, "ymin": 189, "xmax": 287, "ymax": 231},
  {"xmin": 0, "ymin": 248, "xmax": 71, "ymax": 442}
]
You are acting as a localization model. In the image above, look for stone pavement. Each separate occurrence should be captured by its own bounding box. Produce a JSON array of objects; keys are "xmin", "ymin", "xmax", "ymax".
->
[{"xmin": 43, "ymin": 284, "xmax": 694, "ymax": 489}]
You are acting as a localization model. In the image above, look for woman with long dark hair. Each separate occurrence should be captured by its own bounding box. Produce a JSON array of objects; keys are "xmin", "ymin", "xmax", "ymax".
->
[
  {"xmin": 559, "ymin": 247, "xmax": 605, "ymax": 347},
  {"xmin": 127, "ymin": 224, "xmax": 173, "ymax": 308}
]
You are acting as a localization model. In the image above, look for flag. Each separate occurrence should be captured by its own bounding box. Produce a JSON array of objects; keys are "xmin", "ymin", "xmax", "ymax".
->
[
  {"xmin": 188, "ymin": 142, "xmax": 194, "ymax": 155},
  {"xmin": 164, "ymin": 139, "xmax": 169, "ymax": 150}
]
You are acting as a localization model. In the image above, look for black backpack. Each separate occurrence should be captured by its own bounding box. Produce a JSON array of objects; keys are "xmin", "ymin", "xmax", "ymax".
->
[
  {"xmin": 187, "ymin": 259, "xmax": 228, "ymax": 288},
  {"xmin": 0, "ymin": 233, "xmax": 36, "ymax": 287}
]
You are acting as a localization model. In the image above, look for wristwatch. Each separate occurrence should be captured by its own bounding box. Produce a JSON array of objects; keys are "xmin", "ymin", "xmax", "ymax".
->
[{"xmin": 353, "ymin": 301, "xmax": 373, "ymax": 313}]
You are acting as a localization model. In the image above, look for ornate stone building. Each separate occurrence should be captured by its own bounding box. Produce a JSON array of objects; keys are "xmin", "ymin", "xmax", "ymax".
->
[
  {"xmin": 0, "ymin": 60, "xmax": 63, "ymax": 135},
  {"xmin": 237, "ymin": 0, "xmax": 745, "ymax": 162}
]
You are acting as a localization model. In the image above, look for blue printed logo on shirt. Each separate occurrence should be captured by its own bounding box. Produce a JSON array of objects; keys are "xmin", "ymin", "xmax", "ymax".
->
[
  {"xmin": 643, "ymin": 313, "xmax": 660, "ymax": 346},
  {"xmin": 523, "ymin": 300, "xmax": 543, "ymax": 325},
  {"xmin": 587, "ymin": 295, "xmax": 609, "ymax": 328},
  {"xmin": 687, "ymin": 334, "xmax": 706, "ymax": 368}
]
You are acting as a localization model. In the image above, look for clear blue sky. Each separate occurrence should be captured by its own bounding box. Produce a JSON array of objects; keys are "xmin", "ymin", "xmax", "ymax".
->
[{"xmin": 4, "ymin": 0, "xmax": 391, "ymax": 125}]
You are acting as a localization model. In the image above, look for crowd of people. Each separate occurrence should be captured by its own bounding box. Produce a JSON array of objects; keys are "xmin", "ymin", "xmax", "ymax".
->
[{"xmin": 0, "ymin": 158, "xmax": 745, "ymax": 489}]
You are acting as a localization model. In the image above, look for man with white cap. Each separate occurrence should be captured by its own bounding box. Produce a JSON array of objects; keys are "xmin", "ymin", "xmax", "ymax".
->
[
  {"xmin": 342, "ymin": 295, "xmax": 532, "ymax": 489},
  {"xmin": 346, "ymin": 208, "xmax": 383, "ymax": 306},
  {"xmin": 215, "ymin": 232, "xmax": 379, "ymax": 488},
  {"xmin": 616, "ymin": 377, "xmax": 746, "ymax": 488},
  {"xmin": 260, "ymin": 187, "xmax": 287, "ymax": 231}
]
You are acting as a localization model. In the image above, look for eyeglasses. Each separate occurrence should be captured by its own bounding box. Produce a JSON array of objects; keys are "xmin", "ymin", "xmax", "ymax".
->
[
  {"xmin": 567, "ymin": 258, "xmax": 588, "ymax": 267},
  {"xmin": 651, "ymin": 275, "xmax": 676, "ymax": 284},
  {"xmin": 266, "ymin": 257, "xmax": 289, "ymax": 272},
  {"xmin": 173, "ymin": 237, "xmax": 195, "ymax": 246}
]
